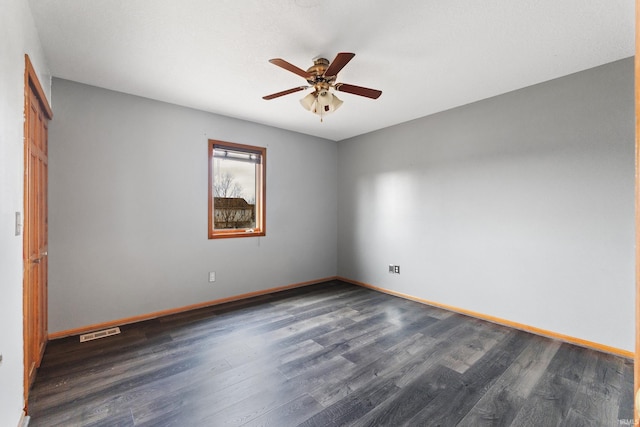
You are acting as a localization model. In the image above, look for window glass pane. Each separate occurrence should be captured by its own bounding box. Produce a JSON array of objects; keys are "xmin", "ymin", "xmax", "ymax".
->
[{"xmin": 212, "ymin": 154, "xmax": 257, "ymax": 230}]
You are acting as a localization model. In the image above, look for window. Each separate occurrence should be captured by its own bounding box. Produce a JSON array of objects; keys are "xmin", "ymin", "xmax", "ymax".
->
[{"xmin": 208, "ymin": 139, "xmax": 266, "ymax": 239}]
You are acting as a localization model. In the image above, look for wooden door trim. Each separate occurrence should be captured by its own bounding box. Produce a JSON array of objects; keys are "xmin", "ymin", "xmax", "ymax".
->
[
  {"xmin": 635, "ymin": 0, "xmax": 639, "ymax": 423},
  {"xmin": 24, "ymin": 55, "xmax": 52, "ymax": 120}
]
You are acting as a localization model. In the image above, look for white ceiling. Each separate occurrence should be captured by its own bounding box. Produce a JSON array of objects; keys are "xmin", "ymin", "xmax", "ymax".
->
[{"xmin": 29, "ymin": 0, "xmax": 634, "ymax": 142}]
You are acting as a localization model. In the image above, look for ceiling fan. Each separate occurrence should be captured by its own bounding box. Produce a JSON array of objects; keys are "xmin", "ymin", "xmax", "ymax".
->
[{"xmin": 262, "ymin": 52, "xmax": 382, "ymax": 120}]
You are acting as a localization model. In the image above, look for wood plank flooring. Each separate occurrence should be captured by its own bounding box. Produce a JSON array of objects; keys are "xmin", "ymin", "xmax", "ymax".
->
[{"xmin": 28, "ymin": 280, "xmax": 634, "ymax": 426}]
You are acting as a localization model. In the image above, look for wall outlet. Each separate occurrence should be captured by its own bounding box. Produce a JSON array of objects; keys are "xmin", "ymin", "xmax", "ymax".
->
[
  {"xmin": 394, "ymin": 265, "xmax": 400, "ymax": 274},
  {"xmin": 208, "ymin": 272, "xmax": 216, "ymax": 282}
]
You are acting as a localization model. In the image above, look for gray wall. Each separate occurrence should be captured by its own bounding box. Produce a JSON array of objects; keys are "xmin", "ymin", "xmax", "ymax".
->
[
  {"xmin": 50, "ymin": 57, "xmax": 634, "ymax": 352},
  {"xmin": 337, "ymin": 58, "xmax": 634, "ymax": 352},
  {"xmin": 48, "ymin": 79, "xmax": 338, "ymax": 333}
]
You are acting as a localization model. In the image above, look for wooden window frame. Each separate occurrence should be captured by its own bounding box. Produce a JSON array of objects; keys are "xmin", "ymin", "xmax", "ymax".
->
[{"xmin": 208, "ymin": 139, "xmax": 266, "ymax": 239}]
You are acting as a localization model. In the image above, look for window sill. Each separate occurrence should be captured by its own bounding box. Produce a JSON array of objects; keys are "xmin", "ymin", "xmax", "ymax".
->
[{"xmin": 209, "ymin": 230, "xmax": 266, "ymax": 239}]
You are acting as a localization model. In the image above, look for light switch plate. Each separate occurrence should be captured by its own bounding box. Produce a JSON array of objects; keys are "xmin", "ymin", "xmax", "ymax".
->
[{"xmin": 15, "ymin": 212, "xmax": 21, "ymax": 236}]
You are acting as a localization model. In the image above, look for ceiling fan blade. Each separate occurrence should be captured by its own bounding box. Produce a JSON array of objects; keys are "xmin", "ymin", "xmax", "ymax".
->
[
  {"xmin": 262, "ymin": 86, "xmax": 308, "ymax": 100},
  {"xmin": 268, "ymin": 58, "xmax": 311, "ymax": 79},
  {"xmin": 334, "ymin": 83, "xmax": 382, "ymax": 99},
  {"xmin": 324, "ymin": 52, "xmax": 355, "ymax": 78}
]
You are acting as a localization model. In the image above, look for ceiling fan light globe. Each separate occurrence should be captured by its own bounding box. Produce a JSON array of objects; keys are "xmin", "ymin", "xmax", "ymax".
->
[
  {"xmin": 300, "ymin": 92, "xmax": 317, "ymax": 111},
  {"xmin": 316, "ymin": 91, "xmax": 332, "ymax": 108},
  {"xmin": 331, "ymin": 94, "xmax": 343, "ymax": 111},
  {"xmin": 314, "ymin": 91, "xmax": 342, "ymax": 114}
]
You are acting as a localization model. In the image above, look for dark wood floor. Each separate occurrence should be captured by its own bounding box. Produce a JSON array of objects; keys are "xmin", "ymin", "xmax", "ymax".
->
[{"xmin": 28, "ymin": 280, "xmax": 633, "ymax": 426}]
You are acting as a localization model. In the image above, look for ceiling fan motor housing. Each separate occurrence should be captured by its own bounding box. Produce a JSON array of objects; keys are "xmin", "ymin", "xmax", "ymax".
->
[{"xmin": 306, "ymin": 58, "xmax": 336, "ymax": 87}]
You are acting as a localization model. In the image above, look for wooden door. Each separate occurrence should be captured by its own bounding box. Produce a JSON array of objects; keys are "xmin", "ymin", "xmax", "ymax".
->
[
  {"xmin": 635, "ymin": 2, "xmax": 640, "ymax": 424},
  {"xmin": 23, "ymin": 55, "xmax": 52, "ymax": 408}
]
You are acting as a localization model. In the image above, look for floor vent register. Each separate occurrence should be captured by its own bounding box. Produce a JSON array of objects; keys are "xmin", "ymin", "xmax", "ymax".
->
[{"xmin": 79, "ymin": 327, "xmax": 121, "ymax": 342}]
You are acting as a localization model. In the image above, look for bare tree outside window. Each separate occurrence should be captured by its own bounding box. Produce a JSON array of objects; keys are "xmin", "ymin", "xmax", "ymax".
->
[
  {"xmin": 214, "ymin": 172, "xmax": 244, "ymax": 199},
  {"xmin": 213, "ymin": 171, "xmax": 254, "ymax": 229}
]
